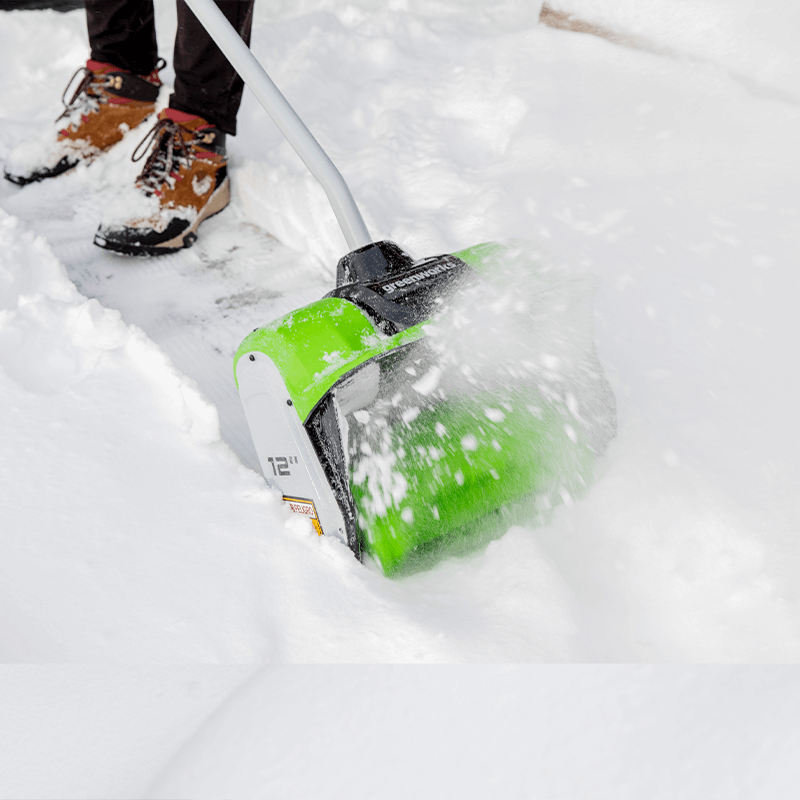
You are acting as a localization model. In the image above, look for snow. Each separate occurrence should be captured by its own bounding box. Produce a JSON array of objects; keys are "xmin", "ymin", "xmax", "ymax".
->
[
  {"xmin": 1, "ymin": 0, "xmax": 800, "ymax": 792},
  {"xmin": 0, "ymin": 666, "xmax": 254, "ymax": 798},
  {"xmin": 545, "ymin": 0, "xmax": 800, "ymax": 100},
  {"xmin": 2, "ymin": 0, "xmax": 799, "ymax": 661},
  {"xmin": 3, "ymin": 665, "xmax": 800, "ymax": 798},
  {"xmin": 144, "ymin": 666, "xmax": 800, "ymax": 799}
]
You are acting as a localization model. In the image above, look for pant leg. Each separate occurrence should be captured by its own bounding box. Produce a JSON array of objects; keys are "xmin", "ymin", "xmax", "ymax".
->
[
  {"xmin": 85, "ymin": 0, "xmax": 159, "ymax": 75},
  {"xmin": 170, "ymin": 0, "xmax": 255, "ymax": 136}
]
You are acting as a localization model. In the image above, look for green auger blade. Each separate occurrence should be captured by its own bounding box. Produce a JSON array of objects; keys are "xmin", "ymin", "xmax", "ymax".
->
[{"xmin": 350, "ymin": 388, "xmax": 594, "ymax": 576}]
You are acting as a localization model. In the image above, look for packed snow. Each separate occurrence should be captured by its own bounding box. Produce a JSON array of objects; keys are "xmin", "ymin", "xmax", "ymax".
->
[{"xmin": 1, "ymin": 0, "xmax": 800, "ymax": 665}]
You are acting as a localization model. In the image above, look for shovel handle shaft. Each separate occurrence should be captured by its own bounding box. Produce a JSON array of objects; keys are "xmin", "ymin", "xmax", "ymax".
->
[{"xmin": 182, "ymin": 0, "xmax": 373, "ymax": 251}]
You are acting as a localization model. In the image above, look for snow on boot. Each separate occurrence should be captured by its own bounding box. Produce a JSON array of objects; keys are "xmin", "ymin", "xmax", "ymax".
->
[
  {"xmin": 93, "ymin": 109, "xmax": 230, "ymax": 256},
  {"xmin": 3, "ymin": 59, "xmax": 163, "ymax": 186}
]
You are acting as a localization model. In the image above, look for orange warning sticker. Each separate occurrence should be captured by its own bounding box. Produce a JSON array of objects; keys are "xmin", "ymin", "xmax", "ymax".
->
[{"xmin": 283, "ymin": 495, "xmax": 324, "ymax": 536}]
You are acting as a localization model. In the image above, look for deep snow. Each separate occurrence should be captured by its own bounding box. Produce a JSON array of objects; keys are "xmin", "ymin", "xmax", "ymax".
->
[{"xmin": 1, "ymin": 0, "xmax": 800, "ymax": 666}]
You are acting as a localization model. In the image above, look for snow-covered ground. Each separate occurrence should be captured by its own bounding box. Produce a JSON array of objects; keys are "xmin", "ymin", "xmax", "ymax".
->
[
  {"xmin": 3, "ymin": 0, "xmax": 800, "ymax": 645},
  {"xmin": 2, "ymin": 664, "xmax": 800, "ymax": 798},
  {"xmin": 2, "ymin": 0, "xmax": 800, "ymax": 664},
  {"xmin": 2, "ymin": 0, "xmax": 800, "ymax": 795}
]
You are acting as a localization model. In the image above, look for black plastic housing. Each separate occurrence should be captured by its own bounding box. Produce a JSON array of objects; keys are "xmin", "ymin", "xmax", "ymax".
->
[
  {"xmin": 328, "ymin": 240, "xmax": 473, "ymax": 336},
  {"xmin": 335, "ymin": 240, "xmax": 415, "ymax": 286}
]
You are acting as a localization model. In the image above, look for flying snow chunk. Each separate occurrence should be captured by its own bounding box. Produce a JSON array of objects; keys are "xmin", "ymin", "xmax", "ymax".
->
[
  {"xmin": 566, "ymin": 392, "xmax": 581, "ymax": 420},
  {"xmin": 484, "ymin": 408, "xmax": 505, "ymax": 423},
  {"xmin": 461, "ymin": 434, "xmax": 478, "ymax": 451},
  {"xmin": 542, "ymin": 354, "xmax": 560, "ymax": 370},
  {"xmin": 402, "ymin": 407, "xmax": 420, "ymax": 424},
  {"xmin": 412, "ymin": 366, "xmax": 441, "ymax": 396}
]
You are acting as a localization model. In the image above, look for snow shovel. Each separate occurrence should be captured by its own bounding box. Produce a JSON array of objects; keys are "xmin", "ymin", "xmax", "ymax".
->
[{"xmin": 184, "ymin": 0, "xmax": 616, "ymax": 575}]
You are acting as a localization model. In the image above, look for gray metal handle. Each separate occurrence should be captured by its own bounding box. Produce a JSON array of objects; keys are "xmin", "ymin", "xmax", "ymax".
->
[{"xmin": 182, "ymin": 0, "xmax": 373, "ymax": 252}]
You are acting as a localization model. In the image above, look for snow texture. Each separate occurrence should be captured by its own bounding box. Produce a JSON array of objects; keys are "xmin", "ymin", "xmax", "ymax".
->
[
  {"xmin": 1, "ymin": 0, "xmax": 799, "ymax": 664},
  {"xmin": 1, "ymin": 665, "xmax": 799, "ymax": 798},
  {"xmin": 1, "ymin": 0, "xmax": 800, "ymax": 791}
]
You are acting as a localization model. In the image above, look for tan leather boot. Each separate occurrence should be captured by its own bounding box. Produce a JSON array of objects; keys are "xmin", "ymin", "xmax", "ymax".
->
[
  {"xmin": 94, "ymin": 108, "xmax": 230, "ymax": 256},
  {"xmin": 4, "ymin": 59, "xmax": 162, "ymax": 186}
]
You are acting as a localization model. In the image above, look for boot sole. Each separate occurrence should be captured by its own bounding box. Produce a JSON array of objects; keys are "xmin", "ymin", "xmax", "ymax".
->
[
  {"xmin": 4, "ymin": 155, "xmax": 80, "ymax": 186},
  {"xmin": 94, "ymin": 177, "xmax": 231, "ymax": 257}
]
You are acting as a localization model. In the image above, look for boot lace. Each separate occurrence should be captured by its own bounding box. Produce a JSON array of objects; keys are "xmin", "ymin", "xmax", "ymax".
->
[
  {"xmin": 56, "ymin": 67, "xmax": 104, "ymax": 126},
  {"xmin": 55, "ymin": 58, "xmax": 165, "ymax": 129},
  {"xmin": 132, "ymin": 118, "xmax": 198, "ymax": 195}
]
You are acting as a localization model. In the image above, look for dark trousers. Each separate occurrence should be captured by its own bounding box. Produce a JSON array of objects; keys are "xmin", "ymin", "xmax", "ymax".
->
[{"xmin": 85, "ymin": 0, "xmax": 254, "ymax": 135}]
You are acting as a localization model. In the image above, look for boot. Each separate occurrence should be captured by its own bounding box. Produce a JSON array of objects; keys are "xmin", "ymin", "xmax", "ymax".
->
[
  {"xmin": 4, "ymin": 59, "xmax": 163, "ymax": 186},
  {"xmin": 93, "ymin": 108, "xmax": 230, "ymax": 255}
]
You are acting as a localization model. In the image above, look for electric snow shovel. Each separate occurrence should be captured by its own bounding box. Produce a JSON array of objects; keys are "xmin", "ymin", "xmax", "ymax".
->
[{"xmin": 185, "ymin": 0, "xmax": 616, "ymax": 575}]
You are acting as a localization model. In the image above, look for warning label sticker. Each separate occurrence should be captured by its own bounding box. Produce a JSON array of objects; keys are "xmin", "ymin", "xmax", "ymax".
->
[{"xmin": 283, "ymin": 495, "xmax": 324, "ymax": 536}]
